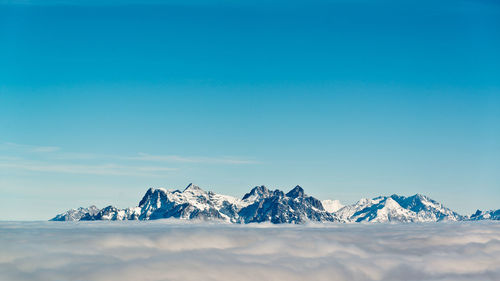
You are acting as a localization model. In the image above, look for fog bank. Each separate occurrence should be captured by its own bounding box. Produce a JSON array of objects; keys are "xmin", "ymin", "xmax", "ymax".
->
[{"xmin": 1, "ymin": 221, "xmax": 499, "ymax": 281}]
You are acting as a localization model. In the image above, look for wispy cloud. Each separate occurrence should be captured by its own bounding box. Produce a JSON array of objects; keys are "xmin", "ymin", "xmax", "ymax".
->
[
  {"xmin": 2, "ymin": 142, "xmax": 258, "ymax": 164},
  {"xmin": 0, "ymin": 141, "xmax": 257, "ymax": 177},
  {"xmin": 0, "ymin": 222, "xmax": 499, "ymax": 281},
  {"xmin": 129, "ymin": 153, "xmax": 259, "ymax": 164},
  {"xmin": 50, "ymin": 152, "xmax": 258, "ymax": 164},
  {"xmin": 2, "ymin": 142, "xmax": 60, "ymax": 153},
  {"xmin": 0, "ymin": 161, "xmax": 176, "ymax": 177}
]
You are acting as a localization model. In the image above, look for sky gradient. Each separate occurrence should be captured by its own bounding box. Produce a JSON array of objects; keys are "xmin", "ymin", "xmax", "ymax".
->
[{"xmin": 1, "ymin": 0, "xmax": 499, "ymax": 220}]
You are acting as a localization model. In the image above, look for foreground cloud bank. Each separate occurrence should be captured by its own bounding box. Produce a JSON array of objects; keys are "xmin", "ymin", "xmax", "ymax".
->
[{"xmin": 1, "ymin": 221, "xmax": 499, "ymax": 281}]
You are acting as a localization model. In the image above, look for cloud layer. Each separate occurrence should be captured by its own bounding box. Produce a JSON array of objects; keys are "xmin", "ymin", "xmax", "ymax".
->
[
  {"xmin": 1, "ymin": 221, "xmax": 499, "ymax": 281},
  {"xmin": 0, "ymin": 142, "xmax": 257, "ymax": 177}
]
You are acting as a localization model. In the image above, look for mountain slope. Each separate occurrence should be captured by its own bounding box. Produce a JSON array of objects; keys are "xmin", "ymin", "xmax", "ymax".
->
[
  {"xmin": 469, "ymin": 209, "xmax": 500, "ymax": 220},
  {"xmin": 51, "ymin": 184, "xmax": 335, "ymax": 224},
  {"xmin": 137, "ymin": 183, "xmax": 240, "ymax": 222},
  {"xmin": 335, "ymin": 194, "xmax": 462, "ymax": 223},
  {"xmin": 51, "ymin": 205, "xmax": 100, "ymax": 221},
  {"xmin": 51, "ymin": 185, "xmax": 493, "ymax": 224},
  {"xmin": 238, "ymin": 186, "xmax": 336, "ymax": 223},
  {"xmin": 321, "ymin": 199, "xmax": 344, "ymax": 213}
]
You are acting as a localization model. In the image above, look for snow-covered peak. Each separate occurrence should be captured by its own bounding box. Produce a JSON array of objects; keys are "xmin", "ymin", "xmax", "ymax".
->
[
  {"xmin": 370, "ymin": 197, "xmax": 416, "ymax": 223},
  {"xmin": 134, "ymin": 184, "xmax": 241, "ymax": 222},
  {"xmin": 50, "ymin": 205, "xmax": 100, "ymax": 221},
  {"xmin": 240, "ymin": 185, "xmax": 271, "ymax": 206},
  {"xmin": 356, "ymin": 198, "xmax": 370, "ymax": 205},
  {"xmin": 321, "ymin": 199, "xmax": 344, "ymax": 213},
  {"xmin": 335, "ymin": 194, "xmax": 463, "ymax": 223},
  {"xmin": 183, "ymin": 183, "xmax": 203, "ymax": 193},
  {"xmin": 469, "ymin": 209, "xmax": 500, "ymax": 220}
]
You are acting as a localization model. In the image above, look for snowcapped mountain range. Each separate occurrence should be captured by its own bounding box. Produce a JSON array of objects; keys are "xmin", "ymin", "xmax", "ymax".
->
[
  {"xmin": 51, "ymin": 183, "xmax": 499, "ymax": 223},
  {"xmin": 469, "ymin": 209, "xmax": 500, "ymax": 221},
  {"xmin": 334, "ymin": 194, "xmax": 463, "ymax": 223}
]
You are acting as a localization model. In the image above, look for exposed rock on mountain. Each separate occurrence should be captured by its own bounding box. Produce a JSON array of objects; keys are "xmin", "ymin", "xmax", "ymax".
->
[
  {"xmin": 334, "ymin": 194, "xmax": 463, "ymax": 223},
  {"xmin": 136, "ymin": 183, "xmax": 240, "ymax": 222},
  {"xmin": 51, "ymin": 205, "xmax": 100, "ymax": 221},
  {"xmin": 51, "ymin": 184, "xmax": 493, "ymax": 224},
  {"xmin": 469, "ymin": 209, "xmax": 500, "ymax": 220},
  {"xmin": 51, "ymin": 184, "xmax": 334, "ymax": 224},
  {"xmin": 238, "ymin": 185, "xmax": 336, "ymax": 223}
]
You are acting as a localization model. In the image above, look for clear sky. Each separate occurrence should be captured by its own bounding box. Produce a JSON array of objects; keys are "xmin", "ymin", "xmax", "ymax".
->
[{"xmin": 1, "ymin": 0, "xmax": 499, "ymax": 220}]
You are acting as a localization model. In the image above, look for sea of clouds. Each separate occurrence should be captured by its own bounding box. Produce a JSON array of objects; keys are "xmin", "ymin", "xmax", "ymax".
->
[{"xmin": 0, "ymin": 221, "xmax": 499, "ymax": 281}]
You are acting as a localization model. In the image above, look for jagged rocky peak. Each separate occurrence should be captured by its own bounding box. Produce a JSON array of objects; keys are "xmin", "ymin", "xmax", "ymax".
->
[
  {"xmin": 286, "ymin": 185, "xmax": 305, "ymax": 198},
  {"xmin": 469, "ymin": 209, "xmax": 500, "ymax": 220},
  {"xmin": 273, "ymin": 189, "xmax": 285, "ymax": 198},
  {"xmin": 390, "ymin": 193, "xmax": 429, "ymax": 209},
  {"xmin": 242, "ymin": 185, "xmax": 270, "ymax": 200},
  {"xmin": 184, "ymin": 183, "xmax": 203, "ymax": 192},
  {"xmin": 138, "ymin": 187, "xmax": 154, "ymax": 206},
  {"xmin": 470, "ymin": 209, "xmax": 483, "ymax": 219},
  {"xmin": 237, "ymin": 185, "xmax": 334, "ymax": 224},
  {"xmin": 138, "ymin": 187, "xmax": 168, "ymax": 207}
]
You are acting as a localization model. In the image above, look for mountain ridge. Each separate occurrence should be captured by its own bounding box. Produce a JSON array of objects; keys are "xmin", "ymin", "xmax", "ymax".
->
[{"xmin": 51, "ymin": 184, "xmax": 499, "ymax": 223}]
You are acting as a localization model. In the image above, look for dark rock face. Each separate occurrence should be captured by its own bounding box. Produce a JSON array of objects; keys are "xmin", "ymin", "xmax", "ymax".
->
[
  {"xmin": 469, "ymin": 209, "xmax": 500, "ymax": 220},
  {"xmin": 351, "ymin": 202, "xmax": 386, "ymax": 223},
  {"xmin": 242, "ymin": 185, "xmax": 270, "ymax": 200},
  {"xmin": 81, "ymin": 206, "xmax": 117, "ymax": 221},
  {"xmin": 238, "ymin": 186, "xmax": 334, "ymax": 224},
  {"xmin": 286, "ymin": 185, "xmax": 305, "ymax": 198},
  {"xmin": 138, "ymin": 188, "xmax": 155, "ymax": 207}
]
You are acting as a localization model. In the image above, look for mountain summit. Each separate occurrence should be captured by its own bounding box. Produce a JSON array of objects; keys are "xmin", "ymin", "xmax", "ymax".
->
[
  {"xmin": 286, "ymin": 185, "xmax": 305, "ymax": 198},
  {"xmin": 333, "ymin": 194, "xmax": 462, "ymax": 223}
]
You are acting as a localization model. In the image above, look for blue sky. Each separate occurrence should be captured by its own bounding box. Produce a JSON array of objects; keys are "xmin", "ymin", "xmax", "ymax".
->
[{"xmin": 1, "ymin": 0, "xmax": 499, "ymax": 220}]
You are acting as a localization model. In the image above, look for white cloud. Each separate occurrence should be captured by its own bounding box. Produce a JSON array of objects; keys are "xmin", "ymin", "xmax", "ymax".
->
[
  {"xmin": 0, "ymin": 222, "xmax": 499, "ymax": 281},
  {"xmin": 0, "ymin": 161, "xmax": 175, "ymax": 177},
  {"xmin": 0, "ymin": 141, "xmax": 258, "ymax": 177},
  {"xmin": 129, "ymin": 153, "xmax": 259, "ymax": 164},
  {"xmin": 1, "ymin": 142, "xmax": 60, "ymax": 153},
  {"xmin": 2, "ymin": 142, "xmax": 257, "ymax": 164}
]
